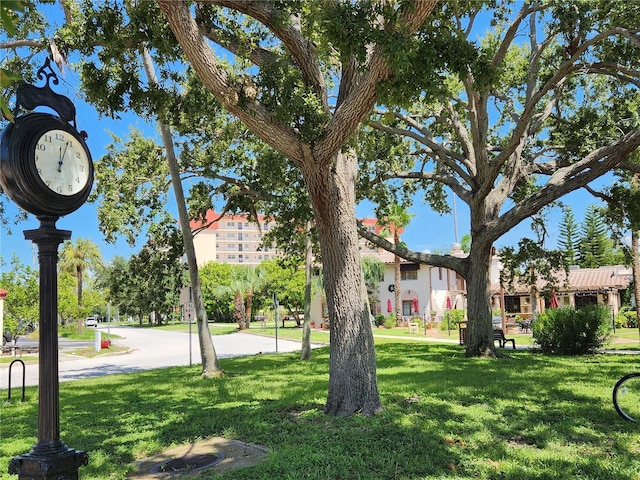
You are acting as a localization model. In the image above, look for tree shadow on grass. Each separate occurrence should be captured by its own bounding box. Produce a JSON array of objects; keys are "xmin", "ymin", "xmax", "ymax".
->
[{"xmin": 2, "ymin": 343, "xmax": 640, "ymax": 479}]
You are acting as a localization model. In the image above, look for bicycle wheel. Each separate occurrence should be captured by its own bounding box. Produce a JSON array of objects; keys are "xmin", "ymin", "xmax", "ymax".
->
[{"xmin": 613, "ymin": 373, "xmax": 640, "ymax": 422}]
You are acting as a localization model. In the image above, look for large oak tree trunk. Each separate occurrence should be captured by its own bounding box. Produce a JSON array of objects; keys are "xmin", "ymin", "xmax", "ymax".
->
[
  {"xmin": 464, "ymin": 241, "xmax": 496, "ymax": 357},
  {"xmin": 304, "ymin": 152, "xmax": 382, "ymax": 416}
]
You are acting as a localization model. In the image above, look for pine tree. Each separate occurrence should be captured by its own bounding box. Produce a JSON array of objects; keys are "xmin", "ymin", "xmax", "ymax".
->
[
  {"xmin": 557, "ymin": 206, "xmax": 579, "ymax": 265},
  {"xmin": 578, "ymin": 205, "xmax": 615, "ymax": 267}
]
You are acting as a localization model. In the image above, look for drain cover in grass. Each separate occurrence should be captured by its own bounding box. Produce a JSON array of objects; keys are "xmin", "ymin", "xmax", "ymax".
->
[{"xmin": 150, "ymin": 452, "xmax": 225, "ymax": 475}]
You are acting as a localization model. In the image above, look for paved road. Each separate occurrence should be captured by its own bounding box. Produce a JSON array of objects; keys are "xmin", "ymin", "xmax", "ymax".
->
[{"xmin": 0, "ymin": 326, "xmax": 308, "ymax": 389}]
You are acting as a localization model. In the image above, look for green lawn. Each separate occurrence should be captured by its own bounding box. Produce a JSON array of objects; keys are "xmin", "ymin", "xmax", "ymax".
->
[
  {"xmin": 128, "ymin": 321, "xmax": 240, "ymax": 336},
  {"xmin": 2, "ymin": 335, "xmax": 640, "ymax": 479}
]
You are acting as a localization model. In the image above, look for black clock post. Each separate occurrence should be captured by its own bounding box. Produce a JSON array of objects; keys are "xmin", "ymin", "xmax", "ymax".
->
[
  {"xmin": 1, "ymin": 60, "xmax": 93, "ymax": 479},
  {"xmin": 10, "ymin": 217, "xmax": 88, "ymax": 478}
]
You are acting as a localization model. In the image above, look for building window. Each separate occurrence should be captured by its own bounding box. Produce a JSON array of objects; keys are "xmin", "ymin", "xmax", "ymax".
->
[
  {"xmin": 227, "ymin": 232, "xmax": 235, "ymax": 238},
  {"xmin": 504, "ymin": 296, "xmax": 521, "ymax": 314},
  {"xmin": 401, "ymin": 270, "xmax": 418, "ymax": 281},
  {"xmin": 238, "ymin": 244, "xmax": 243, "ymax": 252},
  {"xmin": 400, "ymin": 263, "xmax": 419, "ymax": 281},
  {"xmin": 238, "ymin": 223, "xmax": 243, "ymax": 230},
  {"xmin": 239, "ymin": 255, "xmax": 243, "ymax": 263},
  {"xmin": 228, "ymin": 255, "xmax": 236, "ymax": 260},
  {"xmin": 575, "ymin": 293, "xmax": 597, "ymax": 309},
  {"xmin": 228, "ymin": 244, "xmax": 236, "ymax": 249},
  {"xmin": 438, "ymin": 267, "xmax": 443, "ymax": 280},
  {"xmin": 227, "ymin": 222, "xmax": 235, "ymax": 227}
]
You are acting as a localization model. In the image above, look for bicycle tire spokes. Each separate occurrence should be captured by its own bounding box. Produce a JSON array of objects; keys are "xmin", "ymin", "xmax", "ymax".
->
[{"xmin": 613, "ymin": 373, "xmax": 640, "ymax": 422}]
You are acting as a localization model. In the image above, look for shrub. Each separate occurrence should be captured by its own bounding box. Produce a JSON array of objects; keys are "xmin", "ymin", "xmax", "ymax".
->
[
  {"xmin": 438, "ymin": 309, "xmax": 465, "ymax": 331},
  {"xmin": 374, "ymin": 314, "xmax": 386, "ymax": 327},
  {"xmin": 384, "ymin": 314, "xmax": 396, "ymax": 329},
  {"xmin": 615, "ymin": 306, "xmax": 637, "ymax": 328},
  {"xmin": 533, "ymin": 305, "xmax": 612, "ymax": 355}
]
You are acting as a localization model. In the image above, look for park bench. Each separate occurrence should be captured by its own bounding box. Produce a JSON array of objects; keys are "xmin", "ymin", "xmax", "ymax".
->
[
  {"xmin": 493, "ymin": 329, "xmax": 515, "ymax": 349},
  {"xmin": 281, "ymin": 315, "xmax": 301, "ymax": 328}
]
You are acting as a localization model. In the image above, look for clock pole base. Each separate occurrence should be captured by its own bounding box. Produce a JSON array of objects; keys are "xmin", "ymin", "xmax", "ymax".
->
[{"xmin": 8, "ymin": 443, "xmax": 88, "ymax": 480}]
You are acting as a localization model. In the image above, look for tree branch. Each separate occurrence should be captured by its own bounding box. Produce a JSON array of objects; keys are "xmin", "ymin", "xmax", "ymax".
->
[
  {"xmin": 212, "ymin": 173, "xmax": 276, "ymax": 202},
  {"xmin": 207, "ymin": 0, "xmax": 328, "ymax": 112},
  {"xmin": 492, "ymin": 130, "xmax": 640, "ymax": 240},
  {"xmin": 158, "ymin": 1, "xmax": 306, "ymax": 164},
  {"xmin": 0, "ymin": 39, "xmax": 46, "ymax": 49},
  {"xmin": 357, "ymin": 221, "xmax": 466, "ymax": 274},
  {"xmin": 445, "ymin": 101, "xmax": 475, "ymax": 171},
  {"xmin": 198, "ymin": 23, "xmax": 277, "ymax": 70},
  {"xmin": 490, "ymin": 2, "xmax": 537, "ymax": 69},
  {"xmin": 314, "ymin": 0, "xmax": 438, "ymax": 163}
]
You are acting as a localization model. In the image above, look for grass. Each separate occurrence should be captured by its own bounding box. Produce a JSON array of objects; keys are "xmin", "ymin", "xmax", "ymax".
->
[
  {"xmin": 2, "ymin": 335, "xmax": 640, "ymax": 479},
  {"xmin": 119, "ymin": 321, "xmax": 240, "ymax": 336},
  {"xmin": 58, "ymin": 326, "xmax": 120, "ymax": 342},
  {"xmin": 0, "ymin": 355, "xmax": 37, "ymax": 364},
  {"xmin": 63, "ymin": 345, "xmax": 130, "ymax": 358}
]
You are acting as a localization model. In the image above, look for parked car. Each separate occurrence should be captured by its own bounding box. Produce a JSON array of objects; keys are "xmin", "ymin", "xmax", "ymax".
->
[
  {"xmin": 19, "ymin": 320, "xmax": 36, "ymax": 334},
  {"xmin": 85, "ymin": 317, "xmax": 98, "ymax": 328},
  {"xmin": 3, "ymin": 320, "xmax": 35, "ymax": 345}
]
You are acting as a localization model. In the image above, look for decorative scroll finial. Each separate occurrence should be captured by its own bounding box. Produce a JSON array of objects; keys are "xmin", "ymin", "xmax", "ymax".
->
[
  {"xmin": 13, "ymin": 57, "xmax": 77, "ymax": 127},
  {"xmin": 35, "ymin": 57, "xmax": 60, "ymax": 90}
]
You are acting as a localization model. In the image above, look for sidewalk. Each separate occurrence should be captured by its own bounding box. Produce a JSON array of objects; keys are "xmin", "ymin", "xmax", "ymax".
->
[{"xmin": 0, "ymin": 328, "xmax": 313, "ymax": 389}]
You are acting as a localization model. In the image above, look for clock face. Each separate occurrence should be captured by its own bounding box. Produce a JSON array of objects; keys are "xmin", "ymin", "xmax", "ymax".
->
[
  {"xmin": 35, "ymin": 128, "xmax": 91, "ymax": 196},
  {"xmin": 0, "ymin": 112, "xmax": 94, "ymax": 217}
]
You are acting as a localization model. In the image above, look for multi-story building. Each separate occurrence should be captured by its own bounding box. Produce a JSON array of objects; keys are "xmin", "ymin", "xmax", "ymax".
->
[
  {"xmin": 190, "ymin": 210, "xmax": 281, "ymax": 266},
  {"xmin": 191, "ymin": 211, "xmax": 389, "ymax": 266}
]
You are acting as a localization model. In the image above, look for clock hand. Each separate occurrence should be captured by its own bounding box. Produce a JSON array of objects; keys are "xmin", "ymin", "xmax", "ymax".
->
[{"xmin": 58, "ymin": 141, "xmax": 69, "ymax": 172}]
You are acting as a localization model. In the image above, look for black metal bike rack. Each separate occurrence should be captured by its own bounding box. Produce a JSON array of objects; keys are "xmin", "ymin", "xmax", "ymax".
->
[{"xmin": 7, "ymin": 359, "xmax": 26, "ymax": 402}]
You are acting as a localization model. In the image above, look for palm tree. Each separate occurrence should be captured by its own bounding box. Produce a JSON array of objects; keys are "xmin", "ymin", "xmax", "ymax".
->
[
  {"xmin": 243, "ymin": 265, "xmax": 266, "ymax": 328},
  {"xmin": 216, "ymin": 265, "xmax": 264, "ymax": 330},
  {"xmin": 59, "ymin": 238, "xmax": 103, "ymax": 307},
  {"xmin": 361, "ymin": 255, "xmax": 385, "ymax": 314},
  {"xmin": 380, "ymin": 204, "xmax": 414, "ymax": 324}
]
